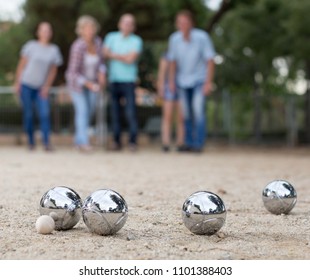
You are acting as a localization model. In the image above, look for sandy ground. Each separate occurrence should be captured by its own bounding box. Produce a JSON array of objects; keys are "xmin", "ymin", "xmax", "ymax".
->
[{"xmin": 1, "ymin": 143, "xmax": 310, "ymax": 260}]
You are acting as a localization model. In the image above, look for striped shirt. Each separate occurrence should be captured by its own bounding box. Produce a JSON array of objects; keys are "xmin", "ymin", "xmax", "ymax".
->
[{"xmin": 66, "ymin": 36, "xmax": 106, "ymax": 93}]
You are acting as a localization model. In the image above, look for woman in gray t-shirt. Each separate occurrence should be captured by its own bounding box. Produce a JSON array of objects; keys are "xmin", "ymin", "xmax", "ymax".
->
[{"xmin": 14, "ymin": 22, "xmax": 63, "ymax": 151}]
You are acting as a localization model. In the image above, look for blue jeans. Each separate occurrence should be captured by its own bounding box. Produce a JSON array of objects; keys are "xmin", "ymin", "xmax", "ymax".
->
[
  {"xmin": 21, "ymin": 84, "xmax": 50, "ymax": 147},
  {"xmin": 110, "ymin": 82, "xmax": 138, "ymax": 145},
  {"xmin": 70, "ymin": 88, "xmax": 97, "ymax": 145},
  {"xmin": 179, "ymin": 84, "xmax": 206, "ymax": 149}
]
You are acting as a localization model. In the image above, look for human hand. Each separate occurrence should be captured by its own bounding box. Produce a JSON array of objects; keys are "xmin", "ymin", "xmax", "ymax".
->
[
  {"xmin": 13, "ymin": 82, "xmax": 20, "ymax": 96},
  {"xmin": 91, "ymin": 83, "xmax": 100, "ymax": 93},
  {"xmin": 40, "ymin": 86, "xmax": 49, "ymax": 99},
  {"xmin": 85, "ymin": 81, "xmax": 99, "ymax": 92},
  {"xmin": 203, "ymin": 82, "xmax": 213, "ymax": 96}
]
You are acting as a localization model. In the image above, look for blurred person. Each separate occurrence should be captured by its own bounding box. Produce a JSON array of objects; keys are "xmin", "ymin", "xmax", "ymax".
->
[
  {"xmin": 14, "ymin": 22, "xmax": 63, "ymax": 151},
  {"xmin": 66, "ymin": 15, "xmax": 106, "ymax": 152},
  {"xmin": 157, "ymin": 51, "xmax": 184, "ymax": 152},
  {"xmin": 168, "ymin": 10, "xmax": 216, "ymax": 153},
  {"xmin": 103, "ymin": 14, "xmax": 142, "ymax": 152}
]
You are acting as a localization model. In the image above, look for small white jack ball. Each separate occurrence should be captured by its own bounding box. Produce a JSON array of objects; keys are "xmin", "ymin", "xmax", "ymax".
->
[{"xmin": 36, "ymin": 215, "xmax": 55, "ymax": 234}]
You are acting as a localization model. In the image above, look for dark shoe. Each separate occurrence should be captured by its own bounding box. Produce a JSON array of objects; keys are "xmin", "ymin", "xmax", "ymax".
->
[
  {"xmin": 191, "ymin": 147, "xmax": 203, "ymax": 153},
  {"xmin": 110, "ymin": 143, "xmax": 122, "ymax": 151},
  {"xmin": 28, "ymin": 144, "xmax": 35, "ymax": 151},
  {"xmin": 44, "ymin": 145, "xmax": 54, "ymax": 152},
  {"xmin": 128, "ymin": 143, "xmax": 138, "ymax": 152},
  {"xmin": 162, "ymin": 145, "xmax": 170, "ymax": 152},
  {"xmin": 176, "ymin": 145, "xmax": 190, "ymax": 152},
  {"xmin": 76, "ymin": 145, "xmax": 93, "ymax": 153}
]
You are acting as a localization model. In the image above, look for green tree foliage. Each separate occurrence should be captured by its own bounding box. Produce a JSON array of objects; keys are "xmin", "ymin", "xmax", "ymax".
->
[
  {"xmin": 212, "ymin": 0, "xmax": 310, "ymax": 141},
  {"xmin": 214, "ymin": 0, "xmax": 279, "ymax": 91},
  {"xmin": 0, "ymin": 23, "xmax": 29, "ymax": 85},
  {"xmin": 214, "ymin": 0, "xmax": 310, "ymax": 94},
  {"xmin": 285, "ymin": 0, "xmax": 310, "ymax": 78}
]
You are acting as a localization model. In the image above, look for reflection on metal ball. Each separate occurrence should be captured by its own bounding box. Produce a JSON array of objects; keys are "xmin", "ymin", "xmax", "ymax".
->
[
  {"xmin": 82, "ymin": 189, "xmax": 128, "ymax": 236},
  {"xmin": 182, "ymin": 191, "xmax": 226, "ymax": 235},
  {"xmin": 39, "ymin": 186, "xmax": 83, "ymax": 230},
  {"xmin": 262, "ymin": 180, "xmax": 297, "ymax": 215}
]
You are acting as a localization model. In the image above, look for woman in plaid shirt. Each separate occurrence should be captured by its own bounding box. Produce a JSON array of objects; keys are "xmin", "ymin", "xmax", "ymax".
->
[{"xmin": 66, "ymin": 15, "xmax": 106, "ymax": 152}]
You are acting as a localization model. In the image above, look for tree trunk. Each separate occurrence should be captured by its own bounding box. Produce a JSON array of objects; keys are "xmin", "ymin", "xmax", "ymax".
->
[{"xmin": 206, "ymin": 0, "xmax": 233, "ymax": 33}]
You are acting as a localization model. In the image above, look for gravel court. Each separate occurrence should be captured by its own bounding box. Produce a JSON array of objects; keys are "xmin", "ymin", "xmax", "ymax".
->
[{"xmin": 1, "ymin": 145, "xmax": 310, "ymax": 260}]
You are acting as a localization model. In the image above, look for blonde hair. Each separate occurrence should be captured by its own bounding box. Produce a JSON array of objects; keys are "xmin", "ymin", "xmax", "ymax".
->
[{"xmin": 75, "ymin": 15, "xmax": 100, "ymax": 36}]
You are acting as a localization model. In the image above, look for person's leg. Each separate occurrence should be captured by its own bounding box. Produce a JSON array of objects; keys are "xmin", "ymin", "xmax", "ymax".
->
[
  {"xmin": 179, "ymin": 87, "xmax": 193, "ymax": 149},
  {"xmin": 161, "ymin": 100, "xmax": 174, "ymax": 151},
  {"xmin": 83, "ymin": 88, "xmax": 97, "ymax": 145},
  {"xmin": 110, "ymin": 83, "xmax": 122, "ymax": 148},
  {"xmin": 36, "ymin": 91, "xmax": 51, "ymax": 149},
  {"xmin": 70, "ymin": 91, "xmax": 89, "ymax": 146},
  {"xmin": 192, "ymin": 84, "xmax": 206, "ymax": 151},
  {"xmin": 123, "ymin": 83, "xmax": 138, "ymax": 146},
  {"xmin": 87, "ymin": 90, "xmax": 98, "ymax": 145},
  {"xmin": 175, "ymin": 100, "xmax": 185, "ymax": 148},
  {"xmin": 20, "ymin": 84, "xmax": 35, "ymax": 148},
  {"xmin": 88, "ymin": 90, "xmax": 98, "ymax": 124}
]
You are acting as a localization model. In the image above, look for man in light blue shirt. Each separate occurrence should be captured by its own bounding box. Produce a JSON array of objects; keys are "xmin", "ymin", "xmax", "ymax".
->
[
  {"xmin": 168, "ymin": 10, "xmax": 216, "ymax": 152},
  {"xmin": 103, "ymin": 14, "xmax": 143, "ymax": 151}
]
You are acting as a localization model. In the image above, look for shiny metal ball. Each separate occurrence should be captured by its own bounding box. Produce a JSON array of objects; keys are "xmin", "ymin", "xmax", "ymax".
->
[
  {"xmin": 182, "ymin": 191, "xmax": 227, "ymax": 235},
  {"xmin": 39, "ymin": 186, "xmax": 83, "ymax": 230},
  {"xmin": 82, "ymin": 189, "xmax": 128, "ymax": 235},
  {"xmin": 262, "ymin": 180, "xmax": 297, "ymax": 215}
]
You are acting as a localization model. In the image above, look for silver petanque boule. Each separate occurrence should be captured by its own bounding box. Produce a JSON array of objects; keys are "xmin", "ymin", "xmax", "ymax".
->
[
  {"xmin": 182, "ymin": 191, "xmax": 226, "ymax": 235},
  {"xmin": 262, "ymin": 180, "xmax": 297, "ymax": 215},
  {"xmin": 39, "ymin": 186, "xmax": 83, "ymax": 230},
  {"xmin": 82, "ymin": 189, "xmax": 128, "ymax": 235}
]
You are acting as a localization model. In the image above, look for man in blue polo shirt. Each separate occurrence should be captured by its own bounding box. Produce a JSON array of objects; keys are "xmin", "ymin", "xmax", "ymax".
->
[
  {"xmin": 103, "ymin": 14, "xmax": 143, "ymax": 151},
  {"xmin": 168, "ymin": 10, "xmax": 216, "ymax": 153}
]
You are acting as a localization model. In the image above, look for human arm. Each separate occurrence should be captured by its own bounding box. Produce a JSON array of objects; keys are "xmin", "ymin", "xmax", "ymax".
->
[
  {"xmin": 203, "ymin": 59, "xmax": 215, "ymax": 96},
  {"xmin": 202, "ymin": 32, "xmax": 216, "ymax": 96},
  {"xmin": 166, "ymin": 34, "xmax": 177, "ymax": 93},
  {"xmin": 117, "ymin": 52, "xmax": 139, "ymax": 64},
  {"xmin": 14, "ymin": 56, "xmax": 28, "ymax": 95},
  {"xmin": 168, "ymin": 60, "xmax": 176, "ymax": 94},
  {"xmin": 103, "ymin": 47, "xmax": 139, "ymax": 64},
  {"xmin": 96, "ymin": 38, "xmax": 107, "ymax": 92},
  {"xmin": 40, "ymin": 64, "xmax": 58, "ymax": 99},
  {"xmin": 156, "ymin": 57, "xmax": 167, "ymax": 98}
]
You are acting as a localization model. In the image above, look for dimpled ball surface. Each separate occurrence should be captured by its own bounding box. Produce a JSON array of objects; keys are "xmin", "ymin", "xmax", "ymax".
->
[
  {"xmin": 82, "ymin": 189, "xmax": 128, "ymax": 236},
  {"xmin": 262, "ymin": 180, "xmax": 297, "ymax": 215},
  {"xmin": 39, "ymin": 186, "xmax": 83, "ymax": 230},
  {"xmin": 182, "ymin": 191, "xmax": 227, "ymax": 235}
]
